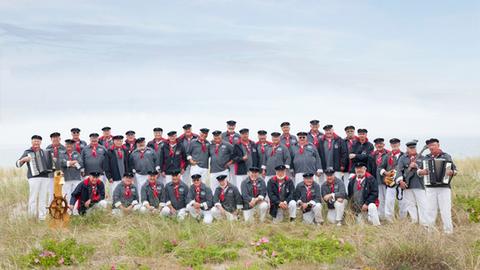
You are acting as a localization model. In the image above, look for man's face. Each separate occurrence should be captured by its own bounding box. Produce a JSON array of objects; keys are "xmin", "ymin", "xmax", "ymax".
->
[
  {"xmin": 113, "ymin": 139, "xmax": 123, "ymax": 147},
  {"xmin": 258, "ymin": 134, "xmax": 267, "ymax": 142},
  {"xmin": 193, "ymin": 178, "xmax": 201, "ymax": 187},
  {"xmin": 391, "ymin": 143, "xmax": 401, "ymax": 151},
  {"xmin": 276, "ymin": 170, "xmax": 286, "ymax": 179},
  {"xmin": 407, "ymin": 147, "xmax": 417, "ymax": 156},
  {"xmin": 281, "ymin": 125, "xmax": 290, "ymax": 134},
  {"xmin": 304, "ymin": 177, "xmax": 313, "ymax": 186},
  {"xmin": 298, "ymin": 135, "xmax": 307, "ymax": 144},
  {"xmin": 184, "ymin": 128, "xmax": 192, "ymax": 136},
  {"xmin": 66, "ymin": 144, "xmax": 73, "ymax": 152},
  {"xmin": 324, "ymin": 129, "xmax": 333, "ymax": 137},
  {"xmin": 240, "ymin": 132, "xmax": 249, "ymax": 141},
  {"xmin": 103, "ymin": 130, "xmax": 111, "ymax": 137},
  {"xmin": 310, "ymin": 124, "xmax": 319, "ymax": 132},
  {"xmin": 51, "ymin": 136, "xmax": 61, "ymax": 145},
  {"xmin": 148, "ymin": 175, "xmax": 157, "ymax": 182},
  {"xmin": 127, "ymin": 134, "xmax": 135, "ymax": 141},
  {"xmin": 71, "ymin": 132, "xmax": 80, "ymax": 140},
  {"xmin": 249, "ymin": 171, "xmax": 259, "ymax": 180},
  {"xmin": 213, "ymin": 135, "xmax": 222, "ymax": 144},
  {"xmin": 428, "ymin": 142, "xmax": 440, "ymax": 153},
  {"xmin": 375, "ymin": 142, "xmax": 385, "ymax": 150},
  {"xmin": 219, "ymin": 180, "xmax": 227, "ymax": 188},
  {"xmin": 227, "ymin": 125, "xmax": 236, "ymax": 132},
  {"xmin": 91, "ymin": 176, "xmax": 100, "ymax": 183},
  {"xmin": 358, "ymin": 133, "xmax": 367, "ymax": 141},
  {"xmin": 326, "ymin": 175, "xmax": 335, "ymax": 184},
  {"xmin": 355, "ymin": 167, "xmax": 366, "ymax": 177},
  {"xmin": 31, "ymin": 139, "xmax": 42, "ymax": 148},
  {"xmin": 199, "ymin": 132, "xmax": 208, "ymax": 140},
  {"xmin": 345, "ymin": 129, "xmax": 355, "ymax": 138},
  {"xmin": 272, "ymin": 137, "xmax": 280, "ymax": 144},
  {"xmin": 169, "ymin": 135, "xmax": 177, "ymax": 143},
  {"xmin": 90, "ymin": 137, "xmax": 99, "ymax": 144},
  {"xmin": 154, "ymin": 131, "xmax": 163, "ymax": 140},
  {"xmin": 172, "ymin": 174, "xmax": 181, "ymax": 183},
  {"xmin": 123, "ymin": 177, "xmax": 133, "ymax": 185},
  {"xmin": 137, "ymin": 142, "xmax": 146, "ymax": 150}
]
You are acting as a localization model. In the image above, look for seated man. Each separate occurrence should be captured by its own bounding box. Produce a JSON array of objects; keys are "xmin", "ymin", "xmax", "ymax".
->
[
  {"xmin": 321, "ymin": 168, "xmax": 347, "ymax": 226},
  {"xmin": 267, "ymin": 165, "xmax": 296, "ymax": 223},
  {"xmin": 69, "ymin": 171, "xmax": 108, "ymax": 215},
  {"xmin": 161, "ymin": 170, "xmax": 189, "ymax": 220},
  {"xmin": 211, "ymin": 175, "xmax": 243, "ymax": 221},
  {"xmin": 241, "ymin": 167, "xmax": 269, "ymax": 223},
  {"xmin": 112, "ymin": 172, "xmax": 140, "ymax": 216},
  {"xmin": 186, "ymin": 174, "xmax": 214, "ymax": 224},
  {"xmin": 294, "ymin": 173, "xmax": 323, "ymax": 225},
  {"xmin": 140, "ymin": 171, "xmax": 165, "ymax": 214},
  {"xmin": 348, "ymin": 162, "xmax": 380, "ymax": 226}
]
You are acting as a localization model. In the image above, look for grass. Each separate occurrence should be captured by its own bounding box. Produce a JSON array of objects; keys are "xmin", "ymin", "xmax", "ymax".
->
[{"xmin": 0, "ymin": 159, "xmax": 479, "ymax": 269}]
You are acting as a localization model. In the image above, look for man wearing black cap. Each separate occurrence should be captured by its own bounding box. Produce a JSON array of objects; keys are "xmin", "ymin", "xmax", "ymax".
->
[
  {"xmin": 99, "ymin": 127, "xmax": 113, "ymax": 149},
  {"xmin": 106, "ymin": 135, "xmax": 129, "ymax": 200},
  {"xmin": 70, "ymin": 128, "xmax": 87, "ymax": 154},
  {"xmin": 211, "ymin": 175, "xmax": 243, "ymax": 221},
  {"xmin": 187, "ymin": 128, "xmax": 210, "ymax": 186},
  {"xmin": 179, "ymin": 124, "xmax": 199, "ymax": 184},
  {"xmin": 124, "ymin": 130, "xmax": 137, "ymax": 154},
  {"xmin": 294, "ymin": 172, "xmax": 323, "ymax": 224},
  {"xmin": 343, "ymin": 125, "xmax": 358, "ymax": 189},
  {"xmin": 379, "ymin": 138, "xmax": 404, "ymax": 223},
  {"xmin": 233, "ymin": 128, "xmax": 260, "ymax": 189},
  {"xmin": 262, "ymin": 132, "xmax": 291, "ymax": 182},
  {"xmin": 161, "ymin": 170, "xmax": 189, "ymax": 220},
  {"xmin": 267, "ymin": 165, "xmax": 296, "ymax": 223},
  {"xmin": 318, "ymin": 125, "xmax": 347, "ymax": 185},
  {"xmin": 140, "ymin": 171, "xmax": 165, "ymax": 214},
  {"xmin": 418, "ymin": 138, "xmax": 457, "ymax": 234},
  {"xmin": 371, "ymin": 137, "xmax": 389, "ymax": 220},
  {"xmin": 186, "ymin": 174, "xmax": 214, "ymax": 223},
  {"xmin": 256, "ymin": 130, "xmax": 271, "ymax": 174},
  {"xmin": 307, "ymin": 120, "xmax": 323, "ymax": 148},
  {"xmin": 60, "ymin": 139, "xmax": 82, "ymax": 212},
  {"xmin": 321, "ymin": 168, "xmax": 347, "ymax": 226},
  {"xmin": 147, "ymin": 127, "xmax": 165, "ymax": 154},
  {"xmin": 221, "ymin": 120, "xmax": 240, "ymax": 145},
  {"xmin": 348, "ymin": 163, "xmax": 380, "ymax": 226},
  {"xmin": 241, "ymin": 167, "xmax": 269, "ymax": 222},
  {"xmin": 16, "ymin": 135, "xmax": 50, "ymax": 220},
  {"xmin": 112, "ymin": 172, "xmax": 140, "ymax": 216},
  {"xmin": 280, "ymin": 122, "xmax": 298, "ymax": 151},
  {"xmin": 69, "ymin": 171, "xmax": 108, "ymax": 215},
  {"xmin": 290, "ymin": 131, "xmax": 323, "ymax": 186},
  {"xmin": 79, "ymin": 133, "xmax": 109, "ymax": 183},
  {"xmin": 129, "ymin": 137, "xmax": 159, "ymax": 201},
  {"xmin": 209, "ymin": 130, "xmax": 234, "ymax": 191},
  {"xmin": 46, "ymin": 132, "xmax": 66, "ymax": 202},
  {"xmin": 395, "ymin": 140, "xmax": 428, "ymax": 226},
  {"xmin": 349, "ymin": 129, "xmax": 375, "ymax": 175},
  {"xmin": 159, "ymin": 131, "xmax": 187, "ymax": 184}
]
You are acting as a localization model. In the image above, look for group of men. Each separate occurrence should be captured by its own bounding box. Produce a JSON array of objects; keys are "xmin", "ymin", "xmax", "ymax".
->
[{"xmin": 16, "ymin": 120, "xmax": 457, "ymax": 233}]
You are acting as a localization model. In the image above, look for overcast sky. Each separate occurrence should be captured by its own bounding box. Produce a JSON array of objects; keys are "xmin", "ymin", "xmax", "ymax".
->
[{"xmin": 0, "ymin": 0, "xmax": 479, "ymax": 165}]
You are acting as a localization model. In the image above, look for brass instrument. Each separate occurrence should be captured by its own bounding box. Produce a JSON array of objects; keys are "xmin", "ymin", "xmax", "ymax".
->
[
  {"xmin": 48, "ymin": 170, "xmax": 70, "ymax": 228},
  {"xmin": 384, "ymin": 170, "xmax": 397, "ymax": 187}
]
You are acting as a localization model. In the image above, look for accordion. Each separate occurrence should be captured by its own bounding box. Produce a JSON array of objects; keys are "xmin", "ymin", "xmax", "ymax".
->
[
  {"xmin": 423, "ymin": 158, "xmax": 453, "ymax": 187},
  {"xmin": 27, "ymin": 151, "xmax": 49, "ymax": 177}
]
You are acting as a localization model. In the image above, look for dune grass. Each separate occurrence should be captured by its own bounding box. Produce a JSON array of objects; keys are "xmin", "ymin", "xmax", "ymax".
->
[{"xmin": 0, "ymin": 159, "xmax": 479, "ymax": 269}]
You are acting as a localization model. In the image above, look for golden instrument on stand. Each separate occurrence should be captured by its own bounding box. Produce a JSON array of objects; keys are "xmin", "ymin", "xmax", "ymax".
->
[{"xmin": 48, "ymin": 157, "xmax": 70, "ymax": 228}]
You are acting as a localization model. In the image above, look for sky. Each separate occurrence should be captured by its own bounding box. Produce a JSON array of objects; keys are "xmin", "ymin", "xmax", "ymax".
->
[{"xmin": 0, "ymin": 0, "xmax": 479, "ymax": 165}]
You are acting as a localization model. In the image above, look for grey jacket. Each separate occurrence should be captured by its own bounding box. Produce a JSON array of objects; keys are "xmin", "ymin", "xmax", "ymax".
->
[
  {"xmin": 213, "ymin": 183, "xmax": 243, "ymax": 213},
  {"xmin": 112, "ymin": 183, "xmax": 139, "ymax": 208},
  {"xmin": 80, "ymin": 144, "xmax": 109, "ymax": 174},
  {"xmin": 241, "ymin": 177, "xmax": 267, "ymax": 210},
  {"xmin": 209, "ymin": 142, "xmax": 234, "ymax": 173},
  {"xmin": 187, "ymin": 183, "xmax": 213, "ymax": 210},
  {"xmin": 320, "ymin": 178, "xmax": 347, "ymax": 209},
  {"xmin": 129, "ymin": 148, "xmax": 159, "ymax": 175},
  {"xmin": 60, "ymin": 151, "xmax": 82, "ymax": 181},
  {"xmin": 262, "ymin": 143, "xmax": 291, "ymax": 176},
  {"xmin": 187, "ymin": 139, "xmax": 211, "ymax": 169},
  {"xmin": 141, "ymin": 180, "xmax": 165, "ymax": 208},
  {"xmin": 290, "ymin": 143, "xmax": 323, "ymax": 174},
  {"xmin": 164, "ymin": 181, "xmax": 189, "ymax": 210}
]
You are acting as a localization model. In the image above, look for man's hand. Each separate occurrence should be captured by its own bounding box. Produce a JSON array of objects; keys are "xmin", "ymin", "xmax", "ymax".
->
[
  {"xmin": 349, "ymin": 154, "xmax": 356, "ymax": 159},
  {"xmin": 279, "ymin": 201, "xmax": 287, "ymax": 209},
  {"xmin": 20, "ymin": 156, "xmax": 32, "ymax": 163},
  {"xmin": 190, "ymin": 160, "xmax": 197, "ymax": 166},
  {"xmin": 162, "ymin": 171, "xmax": 166, "ymax": 177},
  {"xmin": 418, "ymin": 169, "xmax": 429, "ymax": 176},
  {"xmin": 249, "ymin": 200, "xmax": 256, "ymax": 208},
  {"xmin": 262, "ymin": 170, "xmax": 266, "ymax": 177},
  {"xmin": 302, "ymin": 203, "xmax": 308, "ymax": 210},
  {"xmin": 242, "ymin": 155, "xmax": 248, "ymax": 161},
  {"xmin": 194, "ymin": 202, "xmax": 201, "ymax": 209},
  {"xmin": 408, "ymin": 162, "xmax": 417, "ymax": 170},
  {"xmin": 340, "ymin": 166, "xmax": 345, "ymax": 171},
  {"xmin": 399, "ymin": 180, "xmax": 407, "ymax": 189},
  {"xmin": 323, "ymin": 194, "xmax": 332, "ymax": 202},
  {"xmin": 180, "ymin": 169, "xmax": 185, "ymax": 175},
  {"xmin": 169, "ymin": 206, "xmax": 176, "ymax": 215},
  {"xmin": 361, "ymin": 204, "xmax": 368, "ymax": 212},
  {"xmin": 109, "ymin": 178, "xmax": 113, "ymax": 183},
  {"xmin": 84, "ymin": 199, "xmax": 91, "ymax": 208},
  {"xmin": 337, "ymin": 198, "xmax": 344, "ymax": 203},
  {"xmin": 446, "ymin": 169, "xmax": 455, "ymax": 177}
]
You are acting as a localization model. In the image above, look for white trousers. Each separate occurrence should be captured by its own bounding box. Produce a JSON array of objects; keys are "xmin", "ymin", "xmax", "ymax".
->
[
  {"xmin": 139, "ymin": 206, "xmax": 161, "ymax": 214},
  {"xmin": 187, "ymin": 206, "xmax": 213, "ymax": 224},
  {"xmin": 211, "ymin": 207, "xmax": 238, "ymax": 221},
  {"xmin": 342, "ymin": 173, "xmax": 353, "ymax": 196},
  {"xmin": 385, "ymin": 186, "xmax": 408, "ymax": 222},
  {"xmin": 377, "ymin": 184, "xmax": 387, "ymax": 220},
  {"xmin": 243, "ymin": 201, "xmax": 269, "ymax": 223},
  {"xmin": 426, "ymin": 187, "xmax": 453, "ymax": 234},
  {"xmin": 63, "ymin": 180, "xmax": 81, "ymax": 206},
  {"xmin": 302, "ymin": 204, "xmax": 323, "ymax": 224},
  {"xmin": 234, "ymin": 175, "xmax": 248, "ymax": 192},
  {"xmin": 48, "ymin": 177, "xmax": 54, "ymax": 203},
  {"xmin": 161, "ymin": 207, "xmax": 187, "ymax": 220},
  {"xmin": 190, "ymin": 165, "xmax": 209, "ymax": 187},
  {"xmin": 27, "ymin": 177, "xmax": 49, "ymax": 220},
  {"xmin": 326, "ymin": 200, "xmax": 346, "ymax": 224},
  {"xmin": 210, "ymin": 169, "xmax": 229, "ymax": 191},
  {"xmin": 112, "ymin": 204, "xmax": 141, "ymax": 216},
  {"xmin": 182, "ymin": 165, "xmax": 192, "ymax": 185},
  {"xmin": 135, "ymin": 174, "xmax": 148, "ymax": 201},
  {"xmin": 273, "ymin": 200, "xmax": 297, "ymax": 223},
  {"xmin": 228, "ymin": 164, "xmax": 235, "ymax": 183},
  {"xmin": 355, "ymin": 203, "xmax": 381, "ymax": 226},
  {"xmin": 402, "ymin": 188, "xmax": 428, "ymax": 225}
]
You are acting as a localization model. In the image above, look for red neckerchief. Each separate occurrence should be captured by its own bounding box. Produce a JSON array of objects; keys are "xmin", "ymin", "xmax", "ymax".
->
[
  {"xmin": 270, "ymin": 143, "xmax": 279, "ymax": 156},
  {"xmin": 90, "ymin": 143, "xmax": 98, "ymax": 158},
  {"xmin": 126, "ymin": 140, "xmax": 135, "ymax": 153},
  {"xmin": 330, "ymin": 182, "xmax": 335, "ymax": 193},
  {"xmin": 214, "ymin": 143, "xmax": 220, "ymax": 156},
  {"xmin": 67, "ymin": 150, "xmax": 73, "ymax": 160},
  {"xmin": 153, "ymin": 139, "xmax": 163, "ymax": 152},
  {"xmin": 322, "ymin": 133, "xmax": 339, "ymax": 150},
  {"xmin": 358, "ymin": 138, "xmax": 369, "ymax": 145},
  {"xmin": 139, "ymin": 149, "xmax": 145, "ymax": 159},
  {"xmin": 241, "ymin": 140, "xmax": 251, "ymax": 154},
  {"xmin": 373, "ymin": 149, "xmax": 388, "ymax": 166},
  {"xmin": 409, "ymin": 154, "xmax": 416, "ymax": 163},
  {"xmin": 284, "ymin": 134, "xmax": 291, "ymax": 148},
  {"xmin": 100, "ymin": 136, "xmax": 111, "ymax": 149},
  {"xmin": 252, "ymin": 179, "xmax": 258, "ymax": 197},
  {"xmin": 432, "ymin": 150, "xmax": 444, "ymax": 158},
  {"xmin": 31, "ymin": 146, "xmax": 40, "ymax": 152},
  {"xmin": 274, "ymin": 176, "xmax": 285, "ymax": 194},
  {"xmin": 310, "ymin": 131, "xmax": 319, "ymax": 147},
  {"xmin": 388, "ymin": 150, "xmax": 401, "ymax": 166},
  {"xmin": 198, "ymin": 138, "xmax": 207, "ymax": 153},
  {"xmin": 356, "ymin": 176, "xmax": 364, "ymax": 191},
  {"xmin": 174, "ymin": 183, "xmax": 180, "ymax": 200},
  {"xmin": 346, "ymin": 136, "xmax": 359, "ymax": 151},
  {"xmin": 85, "ymin": 178, "xmax": 101, "ymax": 202},
  {"xmin": 228, "ymin": 132, "xmax": 235, "ymax": 144},
  {"xmin": 149, "ymin": 181, "xmax": 158, "ymax": 198},
  {"xmin": 219, "ymin": 185, "xmax": 227, "ymax": 202},
  {"xmin": 195, "ymin": 185, "xmax": 201, "ymax": 203},
  {"xmin": 299, "ymin": 144, "xmax": 305, "ymax": 154},
  {"xmin": 258, "ymin": 141, "xmax": 266, "ymax": 154},
  {"xmin": 169, "ymin": 143, "xmax": 176, "ymax": 157},
  {"xmin": 124, "ymin": 184, "xmax": 132, "ymax": 198},
  {"xmin": 115, "ymin": 147, "xmax": 123, "ymax": 159},
  {"xmin": 306, "ymin": 184, "xmax": 312, "ymax": 201},
  {"xmin": 52, "ymin": 144, "xmax": 59, "ymax": 158},
  {"xmin": 74, "ymin": 140, "xmax": 81, "ymax": 153}
]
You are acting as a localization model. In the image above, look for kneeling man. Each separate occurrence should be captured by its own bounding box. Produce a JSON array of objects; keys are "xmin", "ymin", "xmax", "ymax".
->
[
  {"xmin": 294, "ymin": 173, "xmax": 323, "ymax": 224},
  {"xmin": 321, "ymin": 168, "xmax": 347, "ymax": 226},
  {"xmin": 112, "ymin": 172, "xmax": 140, "ymax": 216},
  {"xmin": 140, "ymin": 171, "xmax": 165, "ymax": 214},
  {"xmin": 241, "ymin": 167, "xmax": 269, "ymax": 223},
  {"xmin": 186, "ymin": 174, "xmax": 214, "ymax": 224},
  {"xmin": 348, "ymin": 163, "xmax": 380, "ymax": 226},
  {"xmin": 267, "ymin": 165, "xmax": 296, "ymax": 223},
  {"xmin": 212, "ymin": 175, "xmax": 243, "ymax": 221}
]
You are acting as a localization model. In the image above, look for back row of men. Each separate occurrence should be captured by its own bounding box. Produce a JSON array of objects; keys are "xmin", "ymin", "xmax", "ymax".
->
[{"xmin": 17, "ymin": 120, "xmax": 457, "ymax": 233}]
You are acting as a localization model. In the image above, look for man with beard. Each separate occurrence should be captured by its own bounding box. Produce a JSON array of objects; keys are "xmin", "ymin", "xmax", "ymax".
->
[{"xmin": 267, "ymin": 165, "xmax": 296, "ymax": 223}]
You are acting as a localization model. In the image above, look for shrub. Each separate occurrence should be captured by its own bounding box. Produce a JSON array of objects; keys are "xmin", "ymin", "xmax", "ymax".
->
[{"xmin": 455, "ymin": 195, "xmax": 480, "ymax": 223}]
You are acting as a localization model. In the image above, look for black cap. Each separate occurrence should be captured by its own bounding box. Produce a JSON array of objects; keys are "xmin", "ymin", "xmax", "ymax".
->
[
  {"xmin": 170, "ymin": 169, "xmax": 181, "ymax": 176},
  {"xmin": 426, "ymin": 138, "xmax": 439, "ymax": 145},
  {"xmin": 324, "ymin": 168, "xmax": 335, "ymax": 175},
  {"xmin": 373, "ymin": 138, "xmax": 385, "ymax": 144},
  {"xmin": 191, "ymin": 174, "xmax": 202, "ymax": 180},
  {"xmin": 147, "ymin": 171, "xmax": 158, "ymax": 176},
  {"xmin": 310, "ymin": 120, "xmax": 319, "ymax": 125},
  {"xmin": 113, "ymin": 135, "xmax": 124, "ymax": 140},
  {"xmin": 323, "ymin": 124, "xmax": 333, "ymax": 131},
  {"xmin": 257, "ymin": 130, "xmax": 267, "ymax": 135},
  {"xmin": 280, "ymin": 122, "xmax": 290, "ymax": 127},
  {"xmin": 226, "ymin": 120, "xmax": 237, "ymax": 126},
  {"xmin": 65, "ymin": 139, "xmax": 75, "ymax": 144},
  {"xmin": 355, "ymin": 162, "xmax": 367, "ymax": 168},
  {"xmin": 249, "ymin": 167, "xmax": 260, "ymax": 172},
  {"xmin": 50, "ymin": 132, "xmax": 61, "ymax": 138},
  {"xmin": 389, "ymin": 138, "xmax": 401, "ymax": 144},
  {"xmin": 406, "ymin": 140, "xmax": 418, "ymax": 148},
  {"xmin": 200, "ymin": 128, "xmax": 210, "ymax": 134},
  {"xmin": 271, "ymin": 132, "xmax": 281, "ymax": 137},
  {"xmin": 125, "ymin": 130, "xmax": 135, "ymax": 135},
  {"xmin": 239, "ymin": 128, "xmax": 249, "ymax": 134},
  {"xmin": 90, "ymin": 172, "xmax": 102, "ymax": 177},
  {"xmin": 357, "ymin": 128, "xmax": 368, "ymax": 134},
  {"xmin": 216, "ymin": 175, "xmax": 228, "ymax": 181},
  {"xmin": 31, "ymin": 135, "xmax": 42, "ymax": 140},
  {"xmin": 182, "ymin": 124, "xmax": 192, "ymax": 130},
  {"xmin": 153, "ymin": 127, "xmax": 163, "ymax": 132},
  {"xmin": 212, "ymin": 130, "xmax": 222, "ymax": 136},
  {"xmin": 136, "ymin": 137, "xmax": 145, "ymax": 144},
  {"xmin": 123, "ymin": 172, "xmax": 135, "ymax": 178},
  {"xmin": 101, "ymin": 127, "xmax": 111, "ymax": 131},
  {"xmin": 89, "ymin": 133, "xmax": 99, "ymax": 138},
  {"xmin": 303, "ymin": 173, "xmax": 314, "ymax": 178},
  {"xmin": 344, "ymin": 125, "xmax": 355, "ymax": 131},
  {"xmin": 275, "ymin": 165, "xmax": 286, "ymax": 171},
  {"xmin": 297, "ymin": 131, "xmax": 307, "ymax": 137},
  {"xmin": 70, "ymin": 128, "xmax": 80, "ymax": 133},
  {"xmin": 167, "ymin": 131, "xmax": 177, "ymax": 137}
]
